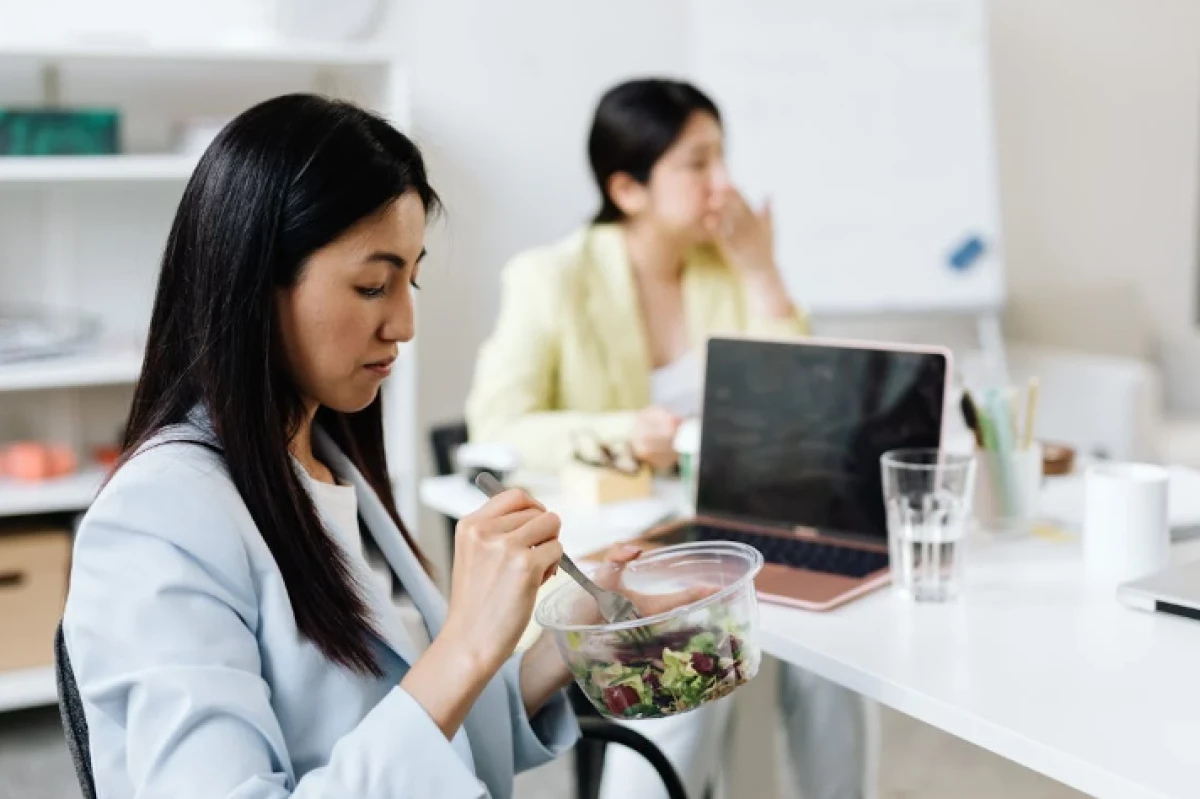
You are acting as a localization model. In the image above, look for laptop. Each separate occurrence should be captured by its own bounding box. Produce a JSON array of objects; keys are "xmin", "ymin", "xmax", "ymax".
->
[
  {"xmin": 1118, "ymin": 560, "xmax": 1200, "ymax": 622},
  {"xmin": 626, "ymin": 335, "xmax": 952, "ymax": 611}
]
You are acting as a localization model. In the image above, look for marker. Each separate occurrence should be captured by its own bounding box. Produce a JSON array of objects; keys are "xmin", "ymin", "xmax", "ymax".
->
[{"xmin": 948, "ymin": 234, "xmax": 986, "ymax": 271}]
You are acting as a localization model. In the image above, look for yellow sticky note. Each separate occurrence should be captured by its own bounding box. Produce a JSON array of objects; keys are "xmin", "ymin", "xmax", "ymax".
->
[{"xmin": 1031, "ymin": 522, "xmax": 1074, "ymax": 542}]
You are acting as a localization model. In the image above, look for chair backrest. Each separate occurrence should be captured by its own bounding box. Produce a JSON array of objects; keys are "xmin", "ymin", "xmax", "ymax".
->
[
  {"xmin": 428, "ymin": 420, "xmax": 470, "ymax": 554},
  {"xmin": 54, "ymin": 622, "xmax": 97, "ymax": 799},
  {"xmin": 577, "ymin": 717, "xmax": 688, "ymax": 799},
  {"xmin": 429, "ymin": 421, "xmax": 469, "ymax": 477}
]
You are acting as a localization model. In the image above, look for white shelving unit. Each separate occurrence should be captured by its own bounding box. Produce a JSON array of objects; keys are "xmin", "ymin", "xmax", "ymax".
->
[
  {"xmin": 0, "ymin": 666, "xmax": 58, "ymax": 714},
  {"xmin": 0, "ymin": 40, "xmax": 395, "ymax": 68},
  {"xmin": 0, "ymin": 346, "xmax": 143, "ymax": 392},
  {"xmin": 0, "ymin": 40, "xmax": 415, "ymax": 712},
  {"xmin": 0, "ymin": 468, "xmax": 106, "ymax": 518},
  {"xmin": 0, "ymin": 154, "xmax": 200, "ymax": 183}
]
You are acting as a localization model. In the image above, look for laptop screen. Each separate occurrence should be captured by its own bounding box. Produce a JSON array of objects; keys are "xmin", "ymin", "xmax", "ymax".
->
[{"xmin": 696, "ymin": 337, "xmax": 948, "ymax": 540}]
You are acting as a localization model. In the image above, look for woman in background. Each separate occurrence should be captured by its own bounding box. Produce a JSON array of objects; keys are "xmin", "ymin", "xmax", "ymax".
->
[
  {"xmin": 468, "ymin": 80, "xmax": 803, "ymax": 473},
  {"xmin": 467, "ymin": 79, "xmax": 871, "ymax": 799}
]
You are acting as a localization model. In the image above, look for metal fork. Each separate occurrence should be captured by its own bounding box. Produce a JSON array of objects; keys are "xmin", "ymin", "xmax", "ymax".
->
[{"xmin": 473, "ymin": 473, "xmax": 651, "ymax": 643}]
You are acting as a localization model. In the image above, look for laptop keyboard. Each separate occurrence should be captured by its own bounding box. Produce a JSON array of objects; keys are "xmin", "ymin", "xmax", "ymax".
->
[{"xmin": 686, "ymin": 524, "xmax": 889, "ymax": 578}]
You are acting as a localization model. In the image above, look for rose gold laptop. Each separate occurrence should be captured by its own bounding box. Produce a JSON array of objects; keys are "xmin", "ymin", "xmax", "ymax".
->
[{"xmin": 620, "ymin": 335, "xmax": 952, "ymax": 612}]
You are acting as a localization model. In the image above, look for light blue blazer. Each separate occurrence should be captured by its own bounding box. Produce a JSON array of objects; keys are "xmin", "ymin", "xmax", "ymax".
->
[{"xmin": 63, "ymin": 414, "xmax": 578, "ymax": 798}]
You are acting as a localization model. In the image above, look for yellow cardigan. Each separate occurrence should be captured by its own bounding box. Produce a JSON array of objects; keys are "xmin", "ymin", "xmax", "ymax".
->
[{"xmin": 465, "ymin": 224, "xmax": 809, "ymax": 471}]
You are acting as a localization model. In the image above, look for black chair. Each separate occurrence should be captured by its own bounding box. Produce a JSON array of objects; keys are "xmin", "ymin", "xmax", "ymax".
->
[
  {"xmin": 576, "ymin": 718, "xmax": 687, "ymax": 799},
  {"xmin": 56, "ymin": 620, "xmax": 688, "ymax": 799},
  {"xmin": 429, "ymin": 420, "xmax": 471, "ymax": 558},
  {"xmin": 429, "ymin": 420, "xmax": 469, "ymax": 482},
  {"xmin": 567, "ymin": 687, "xmax": 612, "ymax": 799}
]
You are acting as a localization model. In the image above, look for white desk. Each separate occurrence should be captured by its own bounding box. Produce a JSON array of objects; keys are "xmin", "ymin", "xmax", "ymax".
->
[
  {"xmin": 422, "ymin": 473, "xmax": 683, "ymax": 554},
  {"xmin": 421, "ymin": 473, "xmax": 1200, "ymax": 799}
]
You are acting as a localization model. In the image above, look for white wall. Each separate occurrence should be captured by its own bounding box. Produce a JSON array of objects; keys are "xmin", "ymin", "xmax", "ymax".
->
[
  {"xmin": 990, "ymin": 0, "xmax": 1200, "ymax": 366},
  {"xmin": 819, "ymin": 0, "xmax": 1200, "ymax": 395}
]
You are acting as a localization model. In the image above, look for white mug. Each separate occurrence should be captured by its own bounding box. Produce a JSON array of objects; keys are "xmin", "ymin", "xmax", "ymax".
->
[{"xmin": 1083, "ymin": 462, "xmax": 1169, "ymax": 584}]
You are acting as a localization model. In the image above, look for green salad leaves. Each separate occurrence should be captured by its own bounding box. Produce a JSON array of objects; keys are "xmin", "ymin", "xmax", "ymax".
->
[{"xmin": 568, "ymin": 625, "xmax": 753, "ymax": 719}]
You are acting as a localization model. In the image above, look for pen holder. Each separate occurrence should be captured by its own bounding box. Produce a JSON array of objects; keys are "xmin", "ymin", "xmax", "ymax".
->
[{"xmin": 973, "ymin": 442, "xmax": 1043, "ymax": 536}]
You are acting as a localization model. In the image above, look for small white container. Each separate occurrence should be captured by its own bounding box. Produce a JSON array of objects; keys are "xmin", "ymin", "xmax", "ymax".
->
[{"xmin": 1083, "ymin": 462, "xmax": 1169, "ymax": 585}]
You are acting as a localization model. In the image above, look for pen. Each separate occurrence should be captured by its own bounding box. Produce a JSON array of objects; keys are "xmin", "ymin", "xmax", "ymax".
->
[
  {"xmin": 960, "ymin": 391, "xmax": 984, "ymax": 449},
  {"xmin": 984, "ymin": 388, "xmax": 1016, "ymax": 514},
  {"xmin": 1021, "ymin": 377, "xmax": 1040, "ymax": 450}
]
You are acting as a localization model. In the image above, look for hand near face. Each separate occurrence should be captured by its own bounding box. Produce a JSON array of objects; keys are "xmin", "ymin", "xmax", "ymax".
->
[{"xmin": 706, "ymin": 187, "xmax": 777, "ymax": 278}]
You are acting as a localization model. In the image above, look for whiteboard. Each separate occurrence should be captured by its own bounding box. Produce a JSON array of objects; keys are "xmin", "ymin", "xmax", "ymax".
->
[{"xmin": 688, "ymin": 0, "xmax": 1004, "ymax": 315}]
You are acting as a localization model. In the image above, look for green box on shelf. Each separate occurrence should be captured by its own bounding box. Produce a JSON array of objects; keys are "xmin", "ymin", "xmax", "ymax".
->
[{"xmin": 0, "ymin": 108, "xmax": 120, "ymax": 156}]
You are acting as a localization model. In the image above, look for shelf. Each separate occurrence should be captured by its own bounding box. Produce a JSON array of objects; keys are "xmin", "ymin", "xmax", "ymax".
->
[
  {"xmin": 0, "ymin": 39, "xmax": 394, "ymax": 68},
  {"xmin": 0, "ymin": 347, "xmax": 142, "ymax": 393},
  {"xmin": 0, "ymin": 154, "xmax": 198, "ymax": 184},
  {"xmin": 0, "ymin": 666, "xmax": 57, "ymax": 714},
  {"xmin": 0, "ymin": 467, "xmax": 106, "ymax": 518}
]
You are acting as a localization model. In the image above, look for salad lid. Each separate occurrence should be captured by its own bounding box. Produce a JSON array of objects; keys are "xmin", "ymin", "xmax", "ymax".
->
[{"xmin": 534, "ymin": 540, "xmax": 762, "ymax": 633}]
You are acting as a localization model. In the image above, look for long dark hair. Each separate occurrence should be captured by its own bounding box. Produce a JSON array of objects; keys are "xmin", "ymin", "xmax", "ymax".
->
[
  {"xmin": 119, "ymin": 94, "xmax": 440, "ymax": 676},
  {"xmin": 587, "ymin": 78, "xmax": 720, "ymax": 224}
]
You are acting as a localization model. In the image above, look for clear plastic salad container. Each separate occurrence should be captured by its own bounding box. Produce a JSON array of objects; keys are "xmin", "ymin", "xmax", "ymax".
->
[{"xmin": 534, "ymin": 541, "xmax": 764, "ymax": 721}]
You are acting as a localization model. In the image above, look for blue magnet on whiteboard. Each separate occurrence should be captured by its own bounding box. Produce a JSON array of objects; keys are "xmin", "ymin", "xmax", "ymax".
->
[{"xmin": 948, "ymin": 235, "xmax": 985, "ymax": 271}]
